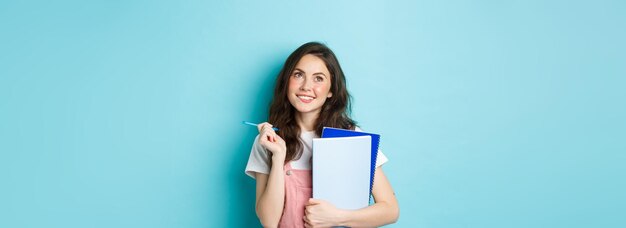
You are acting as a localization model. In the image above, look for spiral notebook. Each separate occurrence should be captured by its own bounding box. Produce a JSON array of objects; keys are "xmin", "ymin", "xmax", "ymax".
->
[{"xmin": 321, "ymin": 127, "xmax": 381, "ymax": 197}]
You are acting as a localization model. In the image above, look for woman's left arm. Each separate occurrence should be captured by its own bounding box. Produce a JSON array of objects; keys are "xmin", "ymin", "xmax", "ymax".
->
[{"xmin": 304, "ymin": 167, "xmax": 399, "ymax": 227}]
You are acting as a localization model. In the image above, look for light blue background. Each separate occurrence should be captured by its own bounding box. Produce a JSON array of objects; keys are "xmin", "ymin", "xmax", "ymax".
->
[{"xmin": 1, "ymin": 0, "xmax": 625, "ymax": 227}]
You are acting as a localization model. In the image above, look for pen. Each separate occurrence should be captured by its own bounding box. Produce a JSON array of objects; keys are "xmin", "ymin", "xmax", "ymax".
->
[{"xmin": 242, "ymin": 121, "xmax": 279, "ymax": 131}]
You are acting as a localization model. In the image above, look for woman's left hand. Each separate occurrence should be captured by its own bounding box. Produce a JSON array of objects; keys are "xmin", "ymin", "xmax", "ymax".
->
[{"xmin": 303, "ymin": 198, "xmax": 345, "ymax": 228}]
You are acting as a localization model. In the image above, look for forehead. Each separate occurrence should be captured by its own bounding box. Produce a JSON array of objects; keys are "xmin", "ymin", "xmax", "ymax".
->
[{"xmin": 294, "ymin": 54, "xmax": 330, "ymax": 74}]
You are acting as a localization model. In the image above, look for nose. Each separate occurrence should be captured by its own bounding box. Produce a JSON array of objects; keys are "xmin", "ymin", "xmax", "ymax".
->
[{"xmin": 300, "ymin": 77, "xmax": 312, "ymax": 91}]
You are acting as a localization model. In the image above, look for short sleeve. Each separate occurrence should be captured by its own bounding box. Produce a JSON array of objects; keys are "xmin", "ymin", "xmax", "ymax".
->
[
  {"xmin": 375, "ymin": 149, "xmax": 388, "ymax": 167},
  {"xmin": 245, "ymin": 134, "xmax": 271, "ymax": 179},
  {"xmin": 354, "ymin": 127, "xmax": 389, "ymax": 167}
]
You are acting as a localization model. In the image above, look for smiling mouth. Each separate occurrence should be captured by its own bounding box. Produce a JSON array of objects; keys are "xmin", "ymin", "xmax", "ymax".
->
[
  {"xmin": 297, "ymin": 95, "xmax": 315, "ymax": 103},
  {"xmin": 297, "ymin": 95, "xmax": 314, "ymax": 100}
]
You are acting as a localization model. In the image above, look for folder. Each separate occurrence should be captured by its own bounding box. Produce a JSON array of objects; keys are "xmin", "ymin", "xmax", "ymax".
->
[
  {"xmin": 312, "ymin": 135, "xmax": 372, "ymax": 210},
  {"xmin": 321, "ymin": 127, "xmax": 381, "ymax": 197}
]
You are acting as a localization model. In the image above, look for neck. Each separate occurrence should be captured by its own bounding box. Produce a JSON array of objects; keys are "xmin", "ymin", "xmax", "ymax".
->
[{"xmin": 296, "ymin": 111, "xmax": 319, "ymax": 132}]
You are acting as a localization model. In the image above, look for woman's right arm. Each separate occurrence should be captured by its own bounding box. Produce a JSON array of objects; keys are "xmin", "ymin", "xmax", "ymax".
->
[
  {"xmin": 255, "ymin": 156, "xmax": 285, "ymax": 227},
  {"xmin": 254, "ymin": 122, "xmax": 287, "ymax": 228}
]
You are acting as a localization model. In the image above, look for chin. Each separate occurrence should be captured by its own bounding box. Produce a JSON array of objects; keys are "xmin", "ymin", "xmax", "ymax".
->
[
  {"xmin": 294, "ymin": 106, "xmax": 313, "ymax": 113},
  {"xmin": 293, "ymin": 104, "xmax": 320, "ymax": 114}
]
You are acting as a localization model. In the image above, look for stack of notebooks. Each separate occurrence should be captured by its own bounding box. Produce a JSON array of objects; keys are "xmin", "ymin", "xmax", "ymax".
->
[{"xmin": 312, "ymin": 127, "xmax": 381, "ymax": 210}]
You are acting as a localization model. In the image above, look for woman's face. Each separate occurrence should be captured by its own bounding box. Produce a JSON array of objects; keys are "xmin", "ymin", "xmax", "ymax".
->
[{"xmin": 287, "ymin": 54, "xmax": 333, "ymax": 115}]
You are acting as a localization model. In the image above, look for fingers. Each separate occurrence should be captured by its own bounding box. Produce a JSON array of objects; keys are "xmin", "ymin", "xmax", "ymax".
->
[
  {"xmin": 257, "ymin": 122, "xmax": 277, "ymax": 142},
  {"xmin": 256, "ymin": 122, "xmax": 272, "ymax": 133},
  {"xmin": 307, "ymin": 198, "xmax": 321, "ymax": 205},
  {"xmin": 265, "ymin": 128, "xmax": 277, "ymax": 142},
  {"xmin": 303, "ymin": 215, "xmax": 312, "ymax": 227}
]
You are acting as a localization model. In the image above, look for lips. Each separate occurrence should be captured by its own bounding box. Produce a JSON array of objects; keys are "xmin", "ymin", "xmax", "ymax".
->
[{"xmin": 297, "ymin": 94, "xmax": 315, "ymax": 103}]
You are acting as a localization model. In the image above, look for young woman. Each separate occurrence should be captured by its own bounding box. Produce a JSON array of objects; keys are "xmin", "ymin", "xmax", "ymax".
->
[{"xmin": 245, "ymin": 42, "xmax": 399, "ymax": 227}]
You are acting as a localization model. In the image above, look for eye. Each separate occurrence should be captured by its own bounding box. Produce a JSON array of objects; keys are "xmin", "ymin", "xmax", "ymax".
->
[
  {"xmin": 314, "ymin": 76, "xmax": 324, "ymax": 82},
  {"xmin": 293, "ymin": 72, "xmax": 303, "ymax": 78}
]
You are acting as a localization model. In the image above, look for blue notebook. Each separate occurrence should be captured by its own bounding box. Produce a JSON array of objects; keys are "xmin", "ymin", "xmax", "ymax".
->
[{"xmin": 321, "ymin": 127, "xmax": 380, "ymax": 197}]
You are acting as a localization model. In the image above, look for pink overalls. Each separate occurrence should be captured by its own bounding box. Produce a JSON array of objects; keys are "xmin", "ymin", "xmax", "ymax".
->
[{"xmin": 278, "ymin": 162, "xmax": 312, "ymax": 228}]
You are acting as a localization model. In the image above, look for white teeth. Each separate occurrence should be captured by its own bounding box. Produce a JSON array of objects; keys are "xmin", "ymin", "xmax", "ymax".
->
[{"xmin": 297, "ymin": 95, "xmax": 314, "ymax": 100}]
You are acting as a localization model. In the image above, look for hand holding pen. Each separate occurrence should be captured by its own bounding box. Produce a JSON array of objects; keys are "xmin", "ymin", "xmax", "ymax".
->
[{"xmin": 243, "ymin": 121, "xmax": 285, "ymax": 160}]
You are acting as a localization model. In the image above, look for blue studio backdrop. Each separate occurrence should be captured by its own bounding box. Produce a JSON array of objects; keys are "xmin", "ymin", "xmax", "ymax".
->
[{"xmin": 1, "ymin": 0, "xmax": 625, "ymax": 227}]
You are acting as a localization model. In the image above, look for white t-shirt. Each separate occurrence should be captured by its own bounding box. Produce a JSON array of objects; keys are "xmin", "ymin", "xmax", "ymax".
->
[{"xmin": 245, "ymin": 127, "xmax": 388, "ymax": 179}]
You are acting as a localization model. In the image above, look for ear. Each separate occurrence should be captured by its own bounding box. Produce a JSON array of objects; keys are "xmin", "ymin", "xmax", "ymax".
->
[{"xmin": 327, "ymin": 92, "xmax": 333, "ymax": 98}]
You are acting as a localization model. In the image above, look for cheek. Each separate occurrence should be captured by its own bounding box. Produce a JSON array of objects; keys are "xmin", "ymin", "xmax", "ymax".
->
[
  {"xmin": 314, "ymin": 83, "xmax": 331, "ymax": 95},
  {"xmin": 287, "ymin": 78, "xmax": 299, "ymax": 92}
]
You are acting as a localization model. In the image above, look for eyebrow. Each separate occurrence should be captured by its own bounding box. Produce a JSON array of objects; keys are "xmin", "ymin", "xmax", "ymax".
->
[{"xmin": 294, "ymin": 68, "xmax": 327, "ymax": 77}]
